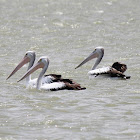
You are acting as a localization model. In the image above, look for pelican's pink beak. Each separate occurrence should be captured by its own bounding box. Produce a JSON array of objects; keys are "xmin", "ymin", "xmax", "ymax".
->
[
  {"xmin": 75, "ymin": 50, "xmax": 99, "ymax": 69},
  {"xmin": 17, "ymin": 61, "xmax": 44, "ymax": 82},
  {"xmin": 7, "ymin": 56, "xmax": 30, "ymax": 80}
]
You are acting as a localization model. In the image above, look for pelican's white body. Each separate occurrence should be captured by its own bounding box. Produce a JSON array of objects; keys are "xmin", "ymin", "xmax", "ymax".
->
[
  {"xmin": 88, "ymin": 66, "xmax": 111, "ymax": 75},
  {"xmin": 26, "ymin": 75, "xmax": 60, "ymax": 89},
  {"xmin": 41, "ymin": 82, "xmax": 65, "ymax": 90}
]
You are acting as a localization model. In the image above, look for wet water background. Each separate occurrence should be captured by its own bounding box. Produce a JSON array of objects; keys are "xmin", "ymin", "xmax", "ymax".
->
[{"xmin": 0, "ymin": 0, "xmax": 140, "ymax": 139}]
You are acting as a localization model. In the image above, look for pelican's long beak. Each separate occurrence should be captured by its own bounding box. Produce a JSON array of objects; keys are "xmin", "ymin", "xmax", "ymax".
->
[
  {"xmin": 75, "ymin": 47, "xmax": 104, "ymax": 70},
  {"xmin": 7, "ymin": 56, "xmax": 30, "ymax": 80},
  {"xmin": 17, "ymin": 61, "xmax": 44, "ymax": 82},
  {"xmin": 75, "ymin": 50, "xmax": 99, "ymax": 69}
]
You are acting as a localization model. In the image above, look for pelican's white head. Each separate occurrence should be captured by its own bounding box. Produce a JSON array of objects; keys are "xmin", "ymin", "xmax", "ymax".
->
[
  {"xmin": 75, "ymin": 47, "xmax": 104, "ymax": 70},
  {"xmin": 25, "ymin": 51, "xmax": 35, "ymax": 61}
]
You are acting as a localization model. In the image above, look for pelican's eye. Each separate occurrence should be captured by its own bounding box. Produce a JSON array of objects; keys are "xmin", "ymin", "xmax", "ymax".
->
[{"xmin": 38, "ymin": 59, "xmax": 42, "ymax": 62}]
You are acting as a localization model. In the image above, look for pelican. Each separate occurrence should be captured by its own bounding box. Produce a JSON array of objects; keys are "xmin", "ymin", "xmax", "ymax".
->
[
  {"xmin": 18, "ymin": 56, "xmax": 86, "ymax": 91},
  {"xmin": 7, "ymin": 51, "xmax": 37, "ymax": 87},
  {"xmin": 6, "ymin": 51, "xmax": 64, "ymax": 87},
  {"xmin": 75, "ymin": 47, "xmax": 130, "ymax": 79}
]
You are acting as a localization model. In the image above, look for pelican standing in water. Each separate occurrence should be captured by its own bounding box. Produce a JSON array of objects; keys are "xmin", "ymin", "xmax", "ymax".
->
[
  {"xmin": 75, "ymin": 47, "xmax": 130, "ymax": 79},
  {"xmin": 18, "ymin": 56, "xmax": 86, "ymax": 91},
  {"xmin": 6, "ymin": 51, "xmax": 67, "ymax": 87}
]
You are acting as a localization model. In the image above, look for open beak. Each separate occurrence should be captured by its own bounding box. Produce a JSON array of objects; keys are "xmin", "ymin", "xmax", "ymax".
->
[
  {"xmin": 75, "ymin": 50, "xmax": 99, "ymax": 69},
  {"xmin": 7, "ymin": 56, "xmax": 30, "ymax": 80},
  {"xmin": 17, "ymin": 61, "xmax": 44, "ymax": 82}
]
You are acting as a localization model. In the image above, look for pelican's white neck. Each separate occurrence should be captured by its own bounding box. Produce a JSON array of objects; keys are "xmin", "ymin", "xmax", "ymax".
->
[
  {"xmin": 36, "ymin": 60, "xmax": 49, "ymax": 90},
  {"xmin": 26, "ymin": 54, "xmax": 35, "ymax": 86}
]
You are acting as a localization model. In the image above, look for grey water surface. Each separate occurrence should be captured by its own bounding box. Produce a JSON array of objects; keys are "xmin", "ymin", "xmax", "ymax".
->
[{"xmin": 0, "ymin": 0, "xmax": 140, "ymax": 139}]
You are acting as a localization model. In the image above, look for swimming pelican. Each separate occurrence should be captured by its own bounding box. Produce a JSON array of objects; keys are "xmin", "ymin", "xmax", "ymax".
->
[
  {"xmin": 7, "ymin": 51, "xmax": 37, "ymax": 87},
  {"xmin": 6, "ymin": 51, "xmax": 63, "ymax": 87},
  {"xmin": 18, "ymin": 56, "xmax": 86, "ymax": 91},
  {"xmin": 75, "ymin": 47, "xmax": 130, "ymax": 79}
]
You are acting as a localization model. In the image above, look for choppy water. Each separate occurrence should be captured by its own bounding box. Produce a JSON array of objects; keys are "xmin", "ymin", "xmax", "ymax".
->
[{"xmin": 0, "ymin": 0, "xmax": 140, "ymax": 139}]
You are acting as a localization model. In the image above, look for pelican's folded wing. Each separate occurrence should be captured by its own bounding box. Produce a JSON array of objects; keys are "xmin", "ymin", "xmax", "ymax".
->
[{"xmin": 43, "ymin": 74, "xmax": 62, "ymax": 84}]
